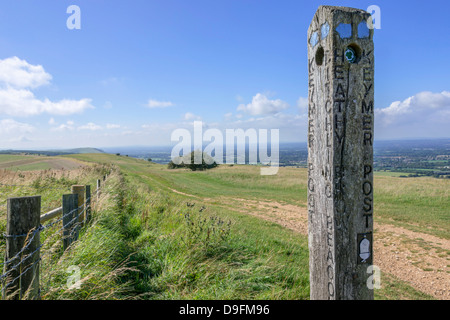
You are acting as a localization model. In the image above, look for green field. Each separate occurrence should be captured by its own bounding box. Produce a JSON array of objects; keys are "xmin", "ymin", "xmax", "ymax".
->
[
  {"xmin": 374, "ymin": 171, "xmax": 407, "ymax": 177},
  {"xmin": 7, "ymin": 161, "xmax": 54, "ymax": 171},
  {"xmin": 0, "ymin": 154, "xmax": 39, "ymax": 163},
  {"xmin": 68, "ymin": 153, "xmax": 449, "ymax": 240},
  {"xmin": 0, "ymin": 154, "xmax": 83, "ymax": 171},
  {"xmin": 61, "ymin": 153, "xmax": 447, "ymax": 299},
  {"xmin": 1, "ymin": 153, "xmax": 447, "ymax": 300},
  {"xmin": 374, "ymin": 175, "xmax": 449, "ymax": 239}
]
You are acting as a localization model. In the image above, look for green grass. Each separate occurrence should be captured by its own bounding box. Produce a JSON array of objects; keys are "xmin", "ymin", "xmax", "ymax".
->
[
  {"xmin": 374, "ymin": 175, "xmax": 449, "ymax": 239},
  {"xmin": 39, "ymin": 173, "xmax": 142, "ymax": 299},
  {"xmin": 62, "ymin": 166, "xmax": 309, "ymax": 299},
  {"xmin": 7, "ymin": 161, "xmax": 53, "ymax": 171},
  {"xmin": 65, "ymin": 154, "xmax": 307, "ymax": 205},
  {"xmin": 60, "ymin": 154, "xmax": 311, "ymax": 299},
  {"xmin": 0, "ymin": 163, "xmax": 118, "ymax": 299},
  {"xmin": 0, "ymin": 154, "xmax": 39, "ymax": 164},
  {"xmin": 156, "ymin": 166, "xmax": 305, "ymax": 203},
  {"xmin": 374, "ymin": 171, "xmax": 407, "ymax": 177},
  {"xmin": 124, "ymin": 183, "xmax": 310, "ymax": 299},
  {"xmin": 101, "ymin": 159, "xmax": 310, "ymax": 299},
  {"xmin": 63, "ymin": 153, "xmax": 448, "ymax": 300},
  {"xmin": 3, "ymin": 153, "xmax": 446, "ymax": 300},
  {"xmin": 374, "ymin": 273, "xmax": 434, "ymax": 300},
  {"xmin": 1, "ymin": 156, "xmax": 311, "ymax": 299},
  {"xmin": 76, "ymin": 153, "xmax": 448, "ymax": 240}
]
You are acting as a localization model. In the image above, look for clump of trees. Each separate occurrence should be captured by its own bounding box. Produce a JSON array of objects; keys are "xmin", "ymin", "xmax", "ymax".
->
[{"xmin": 168, "ymin": 151, "xmax": 218, "ymax": 171}]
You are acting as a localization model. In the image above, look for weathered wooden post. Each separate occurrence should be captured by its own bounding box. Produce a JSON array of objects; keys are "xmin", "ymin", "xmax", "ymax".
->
[
  {"xmin": 96, "ymin": 179, "xmax": 101, "ymax": 201},
  {"xmin": 307, "ymin": 6, "xmax": 374, "ymax": 300},
  {"xmin": 62, "ymin": 193, "xmax": 78, "ymax": 250},
  {"xmin": 85, "ymin": 185, "xmax": 91, "ymax": 223},
  {"xmin": 71, "ymin": 185, "xmax": 85, "ymax": 226},
  {"xmin": 3, "ymin": 196, "xmax": 41, "ymax": 300}
]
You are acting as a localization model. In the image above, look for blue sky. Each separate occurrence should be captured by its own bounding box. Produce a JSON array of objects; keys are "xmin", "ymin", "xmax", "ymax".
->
[{"xmin": 0, "ymin": 0, "xmax": 449, "ymax": 149}]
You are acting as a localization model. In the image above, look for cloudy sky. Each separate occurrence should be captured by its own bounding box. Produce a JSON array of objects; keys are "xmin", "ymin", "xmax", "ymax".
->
[{"xmin": 0, "ymin": 0, "xmax": 449, "ymax": 149}]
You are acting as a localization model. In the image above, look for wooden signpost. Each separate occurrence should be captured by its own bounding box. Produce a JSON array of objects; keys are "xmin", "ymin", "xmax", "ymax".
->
[{"xmin": 307, "ymin": 6, "xmax": 375, "ymax": 300}]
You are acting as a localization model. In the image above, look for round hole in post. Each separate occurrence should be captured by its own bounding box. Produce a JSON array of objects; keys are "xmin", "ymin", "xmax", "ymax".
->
[
  {"xmin": 315, "ymin": 46, "xmax": 324, "ymax": 66},
  {"xmin": 345, "ymin": 43, "xmax": 361, "ymax": 63}
]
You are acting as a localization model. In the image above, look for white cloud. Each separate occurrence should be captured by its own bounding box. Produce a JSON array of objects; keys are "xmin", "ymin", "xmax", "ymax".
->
[
  {"xmin": 106, "ymin": 123, "xmax": 121, "ymax": 129},
  {"xmin": 206, "ymin": 112, "xmax": 307, "ymax": 143},
  {"xmin": 16, "ymin": 136, "xmax": 33, "ymax": 143},
  {"xmin": 237, "ymin": 93, "xmax": 289, "ymax": 115},
  {"xmin": 0, "ymin": 87, "xmax": 94, "ymax": 116},
  {"xmin": 184, "ymin": 112, "xmax": 201, "ymax": 121},
  {"xmin": 52, "ymin": 124, "xmax": 72, "ymax": 132},
  {"xmin": 0, "ymin": 119, "xmax": 34, "ymax": 134},
  {"xmin": 376, "ymin": 91, "xmax": 450, "ymax": 138},
  {"xmin": 78, "ymin": 122, "xmax": 102, "ymax": 131},
  {"xmin": 48, "ymin": 117, "xmax": 56, "ymax": 125},
  {"xmin": 147, "ymin": 99, "xmax": 174, "ymax": 108},
  {"xmin": 297, "ymin": 96, "xmax": 308, "ymax": 113},
  {"xmin": 1, "ymin": 135, "xmax": 34, "ymax": 147},
  {"xmin": 141, "ymin": 123, "xmax": 178, "ymax": 131},
  {"xmin": 0, "ymin": 56, "xmax": 52, "ymax": 89},
  {"xmin": 51, "ymin": 120, "xmax": 75, "ymax": 132},
  {"xmin": 224, "ymin": 112, "xmax": 233, "ymax": 120},
  {"xmin": 121, "ymin": 130, "xmax": 134, "ymax": 135},
  {"xmin": 0, "ymin": 57, "xmax": 94, "ymax": 117}
]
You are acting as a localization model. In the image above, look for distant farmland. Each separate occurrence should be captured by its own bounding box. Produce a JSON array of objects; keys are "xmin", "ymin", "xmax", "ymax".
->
[{"xmin": 0, "ymin": 154, "xmax": 84, "ymax": 171}]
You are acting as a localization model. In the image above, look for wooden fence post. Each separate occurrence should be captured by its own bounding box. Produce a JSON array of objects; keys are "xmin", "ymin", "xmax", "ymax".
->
[
  {"xmin": 62, "ymin": 194, "xmax": 78, "ymax": 250},
  {"xmin": 96, "ymin": 179, "xmax": 101, "ymax": 201},
  {"xmin": 85, "ymin": 185, "xmax": 91, "ymax": 223},
  {"xmin": 3, "ymin": 196, "xmax": 41, "ymax": 300},
  {"xmin": 71, "ymin": 185, "xmax": 85, "ymax": 226}
]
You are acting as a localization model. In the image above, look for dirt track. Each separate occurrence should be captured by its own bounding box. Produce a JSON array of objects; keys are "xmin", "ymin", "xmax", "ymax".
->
[
  {"xmin": 225, "ymin": 198, "xmax": 449, "ymax": 300},
  {"xmin": 169, "ymin": 188, "xmax": 450, "ymax": 300}
]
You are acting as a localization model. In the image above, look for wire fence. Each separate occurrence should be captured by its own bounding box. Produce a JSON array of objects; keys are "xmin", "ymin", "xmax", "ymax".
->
[
  {"xmin": 0, "ymin": 178, "xmax": 105, "ymax": 300},
  {"xmin": 0, "ymin": 183, "xmax": 74, "ymax": 213}
]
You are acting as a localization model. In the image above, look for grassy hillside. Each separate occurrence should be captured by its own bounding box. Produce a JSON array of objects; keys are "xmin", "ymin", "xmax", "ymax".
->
[
  {"xmin": 62, "ymin": 153, "xmax": 446, "ymax": 299},
  {"xmin": 0, "ymin": 147, "xmax": 104, "ymax": 157},
  {"xmin": 0, "ymin": 154, "xmax": 85, "ymax": 171},
  {"xmin": 62, "ymin": 153, "xmax": 311, "ymax": 299},
  {"xmin": 374, "ymin": 175, "xmax": 449, "ymax": 239},
  {"xmin": 67, "ymin": 153, "xmax": 449, "ymax": 240},
  {"xmin": 2, "ymin": 153, "xmax": 446, "ymax": 299}
]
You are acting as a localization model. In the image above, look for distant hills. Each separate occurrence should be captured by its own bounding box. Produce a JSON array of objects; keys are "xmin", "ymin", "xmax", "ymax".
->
[
  {"xmin": 0, "ymin": 147, "xmax": 104, "ymax": 156},
  {"xmin": 61, "ymin": 148, "xmax": 104, "ymax": 154}
]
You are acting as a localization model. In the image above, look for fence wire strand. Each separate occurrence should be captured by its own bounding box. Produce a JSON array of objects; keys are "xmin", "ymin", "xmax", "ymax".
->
[{"xmin": 0, "ymin": 180, "xmax": 103, "ymax": 299}]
